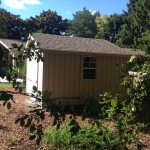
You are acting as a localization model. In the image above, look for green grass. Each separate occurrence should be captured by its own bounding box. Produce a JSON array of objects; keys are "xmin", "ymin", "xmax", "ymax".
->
[
  {"xmin": 0, "ymin": 83, "xmax": 13, "ymax": 88},
  {"xmin": 42, "ymin": 122, "xmax": 117, "ymax": 150}
]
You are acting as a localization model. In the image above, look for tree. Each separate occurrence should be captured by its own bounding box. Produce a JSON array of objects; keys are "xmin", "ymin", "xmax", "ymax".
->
[
  {"xmin": 0, "ymin": 7, "xmax": 27, "ymax": 39},
  {"xmin": 0, "ymin": 8, "xmax": 7, "ymax": 38},
  {"xmin": 67, "ymin": 7, "xmax": 97, "ymax": 38},
  {"xmin": 35, "ymin": 10, "xmax": 68, "ymax": 34},
  {"xmin": 116, "ymin": 0, "xmax": 150, "ymax": 50},
  {"xmin": 24, "ymin": 17, "xmax": 39, "ymax": 34},
  {"xmin": 95, "ymin": 14, "xmax": 108, "ymax": 39},
  {"xmin": 5, "ymin": 14, "xmax": 26, "ymax": 39},
  {"xmin": 102, "ymin": 13, "xmax": 127, "ymax": 43}
]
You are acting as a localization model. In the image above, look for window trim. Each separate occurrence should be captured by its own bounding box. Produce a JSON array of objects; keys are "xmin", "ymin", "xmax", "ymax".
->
[{"xmin": 82, "ymin": 56, "xmax": 97, "ymax": 80}]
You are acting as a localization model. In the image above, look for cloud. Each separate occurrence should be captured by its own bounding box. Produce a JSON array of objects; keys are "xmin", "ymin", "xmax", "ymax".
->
[
  {"xmin": 66, "ymin": 11, "xmax": 71, "ymax": 15},
  {"xmin": 4, "ymin": 0, "xmax": 41, "ymax": 9},
  {"xmin": 89, "ymin": 9, "xmax": 97, "ymax": 15},
  {"xmin": 22, "ymin": 0, "xmax": 41, "ymax": 5},
  {"xmin": 91, "ymin": 11, "xmax": 96, "ymax": 15}
]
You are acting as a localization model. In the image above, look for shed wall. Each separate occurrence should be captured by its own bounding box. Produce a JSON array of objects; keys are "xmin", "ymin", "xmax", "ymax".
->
[{"xmin": 43, "ymin": 52, "xmax": 129, "ymax": 105}]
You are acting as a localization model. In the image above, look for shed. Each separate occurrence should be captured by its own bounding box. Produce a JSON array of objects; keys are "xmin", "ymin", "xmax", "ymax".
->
[
  {"xmin": 0, "ymin": 39, "xmax": 24, "ymax": 82},
  {"xmin": 26, "ymin": 33, "xmax": 144, "ymax": 105}
]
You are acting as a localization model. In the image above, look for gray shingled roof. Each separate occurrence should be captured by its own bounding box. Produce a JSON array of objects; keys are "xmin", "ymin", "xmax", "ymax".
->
[
  {"xmin": 32, "ymin": 33, "xmax": 145, "ymax": 56},
  {"xmin": 0, "ymin": 39, "xmax": 24, "ymax": 51}
]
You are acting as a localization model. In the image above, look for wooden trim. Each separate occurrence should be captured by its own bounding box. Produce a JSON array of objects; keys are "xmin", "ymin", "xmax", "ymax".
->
[
  {"xmin": 42, "ymin": 49, "xmax": 132, "ymax": 57},
  {"xmin": 81, "ymin": 56, "xmax": 98, "ymax": 80}
]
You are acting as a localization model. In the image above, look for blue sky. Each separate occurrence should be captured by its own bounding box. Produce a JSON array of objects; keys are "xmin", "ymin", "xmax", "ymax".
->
[{"xmin": 1, "ymin": 0, "xmax": 129, "ymax": 20}]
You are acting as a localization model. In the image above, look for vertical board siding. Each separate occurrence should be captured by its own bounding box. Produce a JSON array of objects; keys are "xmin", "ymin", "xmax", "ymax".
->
[
  {"xmin": 74, "ymin": 56, "xmax": 80, "ymax": 97},
  {"xmin": 48, "ymin": 53, "xmax": 54, "ymax": 92},
  {"xmin": 43, "ymin": 52, "xmax": 130, "ymax": 105},
  {"xmin": 53, "ymin": 54, "xmax": 60, "ymax": 97},
  {"xmin": 64, "ymin": 54, "xmax": 70, "ymax": 97},
  {"xmin": 69, "ymin": 55, "xmax": 75, "ymax": 98},
  {"xmin": 43, "ymin": 53, "xmax": 49, "ymax": 89},
  {"xmin": 102, "ymin": 56, "xmax": 107, "ymax": 94},
  {"xmin": 59, "ymin": 54, "xmax": 65, "ymax": 97}
]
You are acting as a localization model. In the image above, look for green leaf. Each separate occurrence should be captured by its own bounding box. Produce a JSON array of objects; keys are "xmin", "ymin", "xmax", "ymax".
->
[
  {"xmin": 16, "ymin": 61, "xmax": 20, "ymax": 68},
  {"xmin": 18, "ymin": 55, "xmax": 23, "ymax": 59},
  {"xmin": 7, "ymin": 102, "xmax": 11, "ymax": 109},
  {"xmin": 15, "ymin": 118, "xmax": 21, "ymax": 124},
  {"xmin": 11, "ymin": 43, "xmax": 18, "ymax": 48},
  {"xmin": 36, "ymin": 137, "xmax": 41, "ymax": 145},
  {"xmin": 111, "ymin": 99, "xmax": 117, "ymax": 107},
  {"xmin": 30, "ymin": 124, "xmax": 36, "ymax": 133},
  {"xmin": 15, "ymin": 86, "xmax": 19, "ymax": 91},
  {"xmin": 19, "ymin": 87, "xmax": 22, "ymax": 93},
  {"xmin": 40, "ymin": 111, "xmax": 45, "ymax": 120},
  {"xmin": 41, "ymin": 57, "xmax": 44, "ymax": 62},
  {"xmin": 114, "ymin": 135, "xmax": 120, "ymax": 142},
  {"xmin": 20, "ymin": 119, "xmax": 25, "ymax": 127},
  {"xmin": 29, "ymin": 135, "xmax": 36, "ymax": 140},
  {"xmin": 38, "ymin": 91, "xmax": 41, "ymax": 96},
  {"xmin": 33, "ymin": 86, "xmax": 37, "ymax": 92},
  {"xmin": 3, "ymin": 101, "xmax": 6, "ymax": 107},
  {"xmin": 24, "ymin": 118, "xmax": 32, "ymax": 128},
  {"xmin": 36, "ymin": 111, "xmax": 40, "ymax": 116},
  {"xmin": 37, "ymin": 42, "xmax": 40, "ymax": 46}
]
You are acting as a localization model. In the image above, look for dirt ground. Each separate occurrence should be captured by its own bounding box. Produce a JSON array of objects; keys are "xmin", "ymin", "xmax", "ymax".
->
[
  {"xmin": 0, "ymin": 88, "xmax": 86, "ymax": 150},
  {"xmin": 0, "ymin": 88, "xmax": 150, "ymax": 150},
  {"xmin": 0, "ymin": 88, "xmax": 44, "ymax": 150}
]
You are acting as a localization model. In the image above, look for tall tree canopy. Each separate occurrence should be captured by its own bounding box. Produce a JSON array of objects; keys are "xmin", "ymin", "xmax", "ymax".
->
[
  {"xmin": 95, "ymin": 12, "xmax": 127, "ymax": 44},
  {"xmin": 0, "ymin": 8, "xmax": 7, "ymax": 38},
  {"xmin": 0, "ymin": 8, "xmax": 27, "ymax": 39},
  {"xmin": 0, "ymin": 6, "xmax": 68, "ymax": 39},
  {"xmin": 67, "ymin": 7, "xmax": 97, "ymax": 38},
  {"xmin": 116, "ymin": 0, "xmax": 150, "ymax": 52},
  {"xmin": 5, "ymin": 14, "xmax": 26, "ymax": 39},
  {"xmin": 35, "ymin": 10, "xmax": 68, "ymax": 34},
  {"xmin": 95, "ymin": 14, "xmax": 108, "ymax": 39}
]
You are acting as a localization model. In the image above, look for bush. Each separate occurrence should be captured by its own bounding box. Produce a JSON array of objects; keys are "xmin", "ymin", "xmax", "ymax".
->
[{"xmin": 43, "ymin": 122, "xmax": 120, "ymax": 150}]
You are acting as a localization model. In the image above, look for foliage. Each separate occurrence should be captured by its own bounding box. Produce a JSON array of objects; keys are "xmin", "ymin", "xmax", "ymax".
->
[
  {"xmin": 0, "ymin": 7, "xmax": 27, "ymax": 39},
  {"xmin": 43, "ymin": 92, "xmax": 145, "ymax": 149},
  {"xmin": 66, "ymin": 7, "xmax": 97, "ymax": 38},
  {"xmin": 0, "ymin": 8, "xmax": 7, "ymax": 38},
  {"xmin": 35, "ymin": 9, "xmax": 69, "ymax": 35},
  {"xmin": 43, "ymin": 124, "xmax": 72, "ymax": 149},
  {"xmin": 95, "ymin": 14, "xmax": 108, "ymax": 39},
  {"xmin": 0, "ymin": 7, "xmax": 68, "ymax": 39},
  {"xmin": 43, "ymin": 122, "xmax": 118, "ymax": 150},
  {"xmin": 83, "ymin": 94, "xmax": 101, "ymax": 116},
  {"xmin": 6, "ymin": 135, "xmax": 17, "ymax": 145},
  {"xmin": 124, "ymin": 55, "xmax": 150, "ymax": 104},
  {"xmin": 116, "ymin": 0, "xmax": 150, "ymax": 50},
  {"xmin": 102, "ymin": 13, "xmax": 127, "ymax": 43}
]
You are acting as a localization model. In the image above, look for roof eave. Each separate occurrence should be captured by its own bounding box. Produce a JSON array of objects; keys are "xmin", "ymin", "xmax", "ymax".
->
[{"xmin": 41, "ymin": 48, "xmax": 140, "ymax": 57}]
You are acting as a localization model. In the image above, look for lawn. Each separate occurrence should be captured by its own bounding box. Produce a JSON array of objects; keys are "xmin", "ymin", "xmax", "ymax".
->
[{"xmin": 0, "ymin": 83, "xmax": 13, "ymax": 88}]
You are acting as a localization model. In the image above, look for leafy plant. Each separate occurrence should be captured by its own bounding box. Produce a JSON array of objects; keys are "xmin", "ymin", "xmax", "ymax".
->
[
  {"xmin": 83, "ymin": 94, "xmax": 101, "ymax": 116},
  {"xmin": 43, "ymin": 121, "xmax": 118, "ymax": 150},
  {"xmin": 6, "ymin": 135, "xmax": 18, "ymax": 145}
]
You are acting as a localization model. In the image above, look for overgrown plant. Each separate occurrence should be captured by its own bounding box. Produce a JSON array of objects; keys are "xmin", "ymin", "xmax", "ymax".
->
[
  {"xmin": 42, "ymin": 92, "xmax": 145, "ymax": 149},
  {"xmin": 124, "ymin": 55, "xmax": 150, "ymax": 106},
  {"xmin": 99, "ymin": 92, "xmax": 145, "ymax": 149}
]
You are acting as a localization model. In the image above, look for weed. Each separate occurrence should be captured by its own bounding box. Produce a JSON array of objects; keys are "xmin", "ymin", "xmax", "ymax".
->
[{"xmin": 6, "ymin": 135, "xmax": 18, "ymax": 145}]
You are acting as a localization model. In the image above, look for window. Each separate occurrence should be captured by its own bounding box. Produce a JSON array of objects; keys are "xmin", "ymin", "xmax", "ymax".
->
[{"xmin": 83, "ymin": 57, "xmax": 96, "ymax": 79}]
